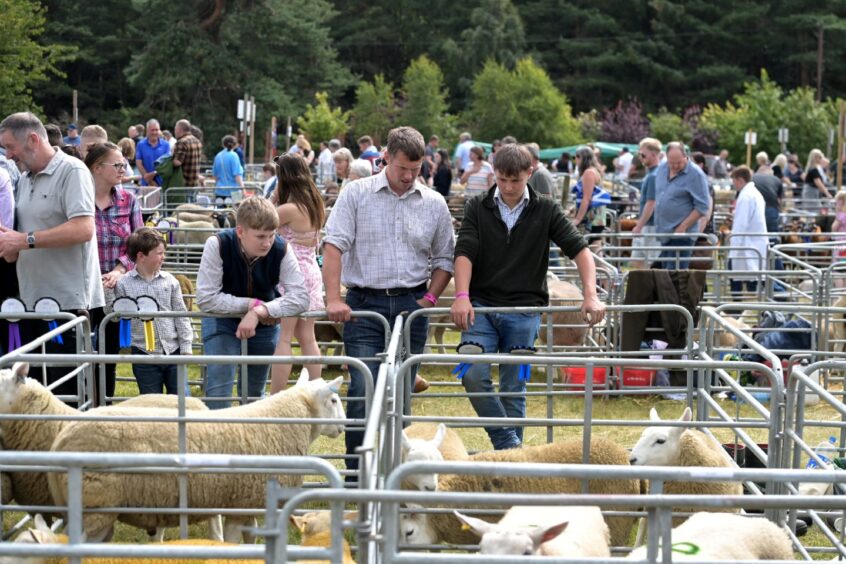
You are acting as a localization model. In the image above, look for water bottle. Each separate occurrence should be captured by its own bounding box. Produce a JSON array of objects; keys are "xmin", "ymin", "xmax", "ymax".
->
[{"xmin": 806, "ymin": 436, "xmax": 837, "ymax": 469}]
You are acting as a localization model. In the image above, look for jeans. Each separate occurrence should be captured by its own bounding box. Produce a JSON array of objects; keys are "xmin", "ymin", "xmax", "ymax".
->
[
  {"xmin": 201, "ymin": 317, "xmax": 280, "ymax": 409},
  {"xmin": 343, "ymin": 288, "xmax": 429, "ymax": 475},
  {"xmin": 656, "ymin": 236, "xmax": 694, "ymax": 270},
  {"xmin": 131, "ymin": 348, "xmax": 179, "ymax": 394},
  {"xmin": 460, "ymin": 307, "xmax": 541, "ymax": 450}
]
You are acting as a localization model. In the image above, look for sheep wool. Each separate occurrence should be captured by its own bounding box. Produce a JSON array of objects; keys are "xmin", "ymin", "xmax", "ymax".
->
[
  {"xmin": 47, "ymin": 376, "xmax": 344, "ymax": 540},
  {"xmin": 423, "ymin": 437, "xmax": 639, "ymax": 547},
  {"xmin": 39, "ymin": 538, "xmax": 263, "ymax": 564},
  {"xmin": 403, "ymin": 423, "xmax": 469, "ymax": 460},
  {"xmin": 291, "ymin": 513, "xmax": 357, "ymax": 564}
]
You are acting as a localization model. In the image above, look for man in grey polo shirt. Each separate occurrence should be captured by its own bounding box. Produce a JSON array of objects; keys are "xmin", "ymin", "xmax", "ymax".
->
[
  {"xmin": 653, "ymin": 142, "xmax": 711, "ymax": 269},
  {"xmin": 323, "ymin": 126, "xmax": 455, "ymax": 479},
  {"xmin": 0, "ymin": 112, "xmax": 104, "ymax": 403}
]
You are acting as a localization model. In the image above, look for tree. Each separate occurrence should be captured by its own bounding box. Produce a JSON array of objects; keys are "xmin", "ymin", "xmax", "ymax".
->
[
  {"xmin": 398, "ymin": 56, "xmax": 454, "ymax": 141},
  {"xmin": 601, "ymin": 100, "xmax": 649, "ymax": 144},
  {"xmin": 648, "ymin": 109, "xmax": 692, "ymax": 145},
  {"xmin": 298, "ymin": 92, "xmax": 350, "ymax": 143},
  {"xmin": 0, "ymin": 0, "xmax": 73, "ymax": 117},
  {"xmin": 350, "ymin": 75, "xmax": 396, "ymax": 146},
  {"xmin": 466, "ymin": 58, "xmax": 581, "ymax": 146}
]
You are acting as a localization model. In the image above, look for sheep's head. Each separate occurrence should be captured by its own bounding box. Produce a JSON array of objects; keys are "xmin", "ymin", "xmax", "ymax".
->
[
  {"xmin": 290, "ymin": 510, "xmax": 357, "ymax": 539},
  {"xmin": 0, "ymin": 363, "xmax": 29, "ymax": 414},
  {"xmin": 454, "ymin": 510, "xmax": 569, "ymax": 555},
  {"xmin": 401, "ymin": 424, "xmax": 447, "ymax": 492},
  {"xmin": 629, "ymin": 407, "xmax": 691, "ymax": 466},
  {"xmin": 296, "ymin": 371, "xmax": 345, "ymax": 438},
  {"xmin": 2, "ymin": 514, "xmax": 69, "ymax": 564},
  {"xmin": 399, "ymin": 504, "xmax": 437, "ymax": 545}
]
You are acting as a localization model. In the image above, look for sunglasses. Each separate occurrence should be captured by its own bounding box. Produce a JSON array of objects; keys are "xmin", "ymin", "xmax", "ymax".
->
[{"xmin": 101, "ymin": 162, "xmax": 127, "ymax": 171}]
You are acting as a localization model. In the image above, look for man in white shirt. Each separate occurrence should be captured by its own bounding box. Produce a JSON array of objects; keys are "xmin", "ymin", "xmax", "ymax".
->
[
  {"xmin": 615, "ymin": 147, "xmax": 634, "ymax": 180},
  {"xmin": 453, "ymin": 131, "xmax": 475, "ymax": 175}
]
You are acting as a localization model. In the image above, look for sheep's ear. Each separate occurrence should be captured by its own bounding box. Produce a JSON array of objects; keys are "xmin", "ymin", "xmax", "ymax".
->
[
  {"xmin": 678, "ymin": 407, "xmax": 692, "ymax": 422},
  {"xmin": 529, "ymin": 520, "xmax": 569, "ymax": 549},
  {"xmin": 327, "ymin": 376, "xmax": 343, "ymax": 394},
  {"xmin": 453, "ymin": 511, "xmax": 492, "ymax": 538},
  {"xmin": 401, "ymin": 430, "xmax": 412, "ymax": 456},
  {"xmin": 648, "ymin": 407, "xmax": 661, "ymax": 421},
  {"xmin": 431, "ymin": 424, "xmax": 447, "ymax": 449},
  {"xmin": 33, "ymin": 514, "xmax": 50, "ymax": 533},
  {"xmin": 295, "ymin": 369, "xmax": 310, "ymax": 387},
  {"xmin": 12, "ymin": 362, "xmax": 29, "ymax": 384},
  {"xmin": 290, "ymin": 515, "xmax": 306, "ymax": 532}
]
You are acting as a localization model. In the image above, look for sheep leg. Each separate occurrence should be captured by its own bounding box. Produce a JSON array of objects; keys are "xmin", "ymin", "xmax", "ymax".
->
[
  {"xmin": 209, "ymin": 515, "xmax": 224, "ymax": 542},
  {"xmin": 151, "ymin": 527, "xmax": 166, "ymax": 543},
  {"xmin": 224, "ymin": 516, "xmax": 249, "ymax": 543},
  {"xmin": 241, "ymin": 517, "xmax": 259, "ymax": 544},
  {"xmin": 83, "ymin": 515, "xmax": 115, "ymax": 543}
]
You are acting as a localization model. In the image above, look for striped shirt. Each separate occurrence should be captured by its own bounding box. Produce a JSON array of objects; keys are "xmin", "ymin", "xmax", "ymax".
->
[
  {"xmin": 494, "ymin": 187, "xmax": 529, "ymax": 232},
  {"xmin": 95, "ymin": 186, "xmax": 143, "ymax": 274},
  {"xmin": 110, "ymin": 269, "xmax": 194, "ymax": 354},
  {"xmin": 323, "ymin": 170, "xmax": 455, "ymax": 289}
]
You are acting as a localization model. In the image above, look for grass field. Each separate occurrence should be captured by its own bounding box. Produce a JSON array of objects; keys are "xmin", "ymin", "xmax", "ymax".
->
[{"xmin": 2, "ymin": 358, "xmax": 843, "ymax": 559}]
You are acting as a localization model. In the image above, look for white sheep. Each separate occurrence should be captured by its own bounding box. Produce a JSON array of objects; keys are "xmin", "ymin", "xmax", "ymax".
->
[
  {"xmin": 290, "ymin": 510, "xmax": 357, "ymax": 564},
  {"xmin": 0, "ymin": 362, "xmax": 209, "ymax": 524},
  {"xmin": 169, "ymin": 219, "xmax": 217, "ymax": 247},
  {"xmin": 629, "ymin": 407, "xmax": 742, "ymax": 525},
  {"xmin": 47, "ymin": 371, "xmax": 345, "ymax": 543},
  {"xmin": 400, "ymin": 423, "xmax": 468, "ymax": 491},
  {"xmin": 626, "ymin": 512, "xmax": 794, "ymax": 561},
  {"xmin": 454, "ymin": 505, "xmax": 611, "ymax": 557},
  {"xmin": 398, "ymin": 436, "xmax": 641, "ymax": 548},
  {"xmin": 2, "ymin": 514, "xmax": 263, "ymax": 564}
]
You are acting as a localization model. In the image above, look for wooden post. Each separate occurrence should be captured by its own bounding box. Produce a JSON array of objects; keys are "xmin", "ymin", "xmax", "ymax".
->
[
  {"xmin": 816, "ymin": 25, "xmax": 824, "ymax": 102},
  {"xmin": 248, "ymin": 95, "xmax": 256, "ymax": 166},
  {"xmin": 837, "ymin": 101, "xmax": 845, "ymax": 192},
  {"xmin": 72, "ymin": 90, "xmax": 78, "ymax": 124},
  {"xmin": 746, "ymin": 129, "xmax": 753, "ymax": 167},
  {"xmin": 264, "ymin": 116, "xmax": 277, "ymax": 163}
]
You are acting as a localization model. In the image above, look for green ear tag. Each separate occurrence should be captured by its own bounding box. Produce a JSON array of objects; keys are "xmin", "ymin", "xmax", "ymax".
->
[{"xmin": 671, "ymin": 542, "xmax": 700, "ymax": 555}]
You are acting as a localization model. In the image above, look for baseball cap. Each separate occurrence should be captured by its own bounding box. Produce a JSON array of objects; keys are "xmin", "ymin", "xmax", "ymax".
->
[{"xmin": 67, "ymin": 124, "xmax": 78, "ymax": 130}]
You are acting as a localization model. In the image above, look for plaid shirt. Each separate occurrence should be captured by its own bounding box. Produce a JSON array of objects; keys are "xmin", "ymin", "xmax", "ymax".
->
[
  {"xmin": 110, "ymin": 269, "xmax": 194, "ymax": 354},
  {"xmin": 494, "ymin": 187, "xmax": 529, "ymax": 231},
  {"xmin": 95, "ymin": 186, "xmax": 143, "ymax": 274},
  {"xmin": 173, "ymin": 134, "xmax": 203, "ymax": 187}
]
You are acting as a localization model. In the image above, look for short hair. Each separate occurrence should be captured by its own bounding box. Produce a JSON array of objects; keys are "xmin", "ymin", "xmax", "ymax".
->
[
  {"xmin": 45, "ymin": 124, "xmax": 63, "ymax": 147},
  {"xmin": 83, "ymin": 141, "xmax": 120, "ymax": 170},
  {"xmin": 135, "ymin": 123, "xmax": 146, "ymax": 136},
  {"xmin": 524, "ymin": 142, "xmax": 540, "ymax": 160},
  {"xmin": 333, "ymin": 147, "xmax": 353, "ymax": 165},
  {"xmin": 429, "ymin": 135, "xmax": 439, "ymax": 142},
  {"xmin": 385, "ymin": 126, "xmax": 424, "ymax": 161},
  {"xmin": 0, "ymin": 112, "xmax": 47, "ymax": 143},
  {"xmin": 469, "ymin": 145, "xmax": 485, "ymax": 160},
  {"xmin": 459, "ymin": 132, "xmax": 471, "ymax": 141},
  {"xmin": 350, "ymin": 159, "xmax": 373, "ymax": 178},
  {"xmin": 501, "ymin": 135, "xmax": 517, "ymax": 145},
  {"xmin": 236, "ymin": 196, "xmax": 279, "ymax": 231},
  {"xmin": 357, "ymin": 135, "xmax": 373, "ymax": 146},
  {"xmin": 755, "ymin": 151, "xmax": 769, "ymax": 165},
  {"xmin": 691, "ymin": 151, "xmax": 707, "ymax": 170},
  {"xmin": 190, "ymin": 125, "xmax": 203, "ymax": 141},
  {"xmin": 221, "ymin": 135, "xmax": 237, "ymax": 150},
  {"xmin": 328, "ymin": 139, "xmax": 341, "ymax": 150},
  {"xmin": 730, "ymin": 165, "xmax": 752, "ymax": 183},
  {"xmin": 127, "ymin": 227, "xmax": 166, "ymax": 261},
  {"xmin": 117, "ymin": 137, "xmax": 135, "ymax": 161},
  {"xmin": 175, "ymin": 119, "xmax": 191, "ymax": 132},
  {"xmin": 493, "ymin": 144, "xmax": 532, "ymax": 176},
  {"xmin": 639, "ymin": 137, "xmax": 661, "ymax": 153},
  {"xmin": 665, "ymin": 141, "xmax": 686, "ymax": 156},
  {"xmin": 162, "ymin": 130, "xmax": 173, "ymax": 139},
  {"xmin": 262, "ymin": 162, "xmax": 275, "ymax": 174},
  {"xmin": 146, "ymin": 119, "xmax": 160, "ymax": 129},
  {"xmin": 81, "ymin": 125, "xmax": 108, "ymax": 144}
]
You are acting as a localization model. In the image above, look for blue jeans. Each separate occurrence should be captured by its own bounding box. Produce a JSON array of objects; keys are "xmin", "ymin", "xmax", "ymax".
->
[
  {"xmin": 460, "ymin": 307, "xmax": 541, "ymax": 450},
  {"xmin": 131, "ymin": 348, "xmax": 179, "ymax": 395},
  {"xmin": 656, "ymin": 237, "xmax": 694, "ymax": 270},
  {"xmin": 343, "ymin": 288, "xmax": 429, "ymax": 474},
  {"xmin": 201, "ymin": 317, "xmax": 280, "ymax": 409}
]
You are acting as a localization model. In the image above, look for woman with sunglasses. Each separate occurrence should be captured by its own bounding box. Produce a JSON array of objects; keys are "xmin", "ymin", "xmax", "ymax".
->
[{"xmin": 85, "ymin": 142, "xmax": 143, "ymax": 403}]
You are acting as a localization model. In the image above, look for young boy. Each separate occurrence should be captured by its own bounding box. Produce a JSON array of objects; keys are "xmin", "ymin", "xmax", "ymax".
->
[
  {"xmin": 195, "ymin": 196, "xmax": 308, "ymax": 409},
  {"xmin": 112, "ymin": 227, "xmax": 194, "ymax": 394},
  {"xmin": 450, "ymin": 143, "xmax": 606, "ymax": 450}
]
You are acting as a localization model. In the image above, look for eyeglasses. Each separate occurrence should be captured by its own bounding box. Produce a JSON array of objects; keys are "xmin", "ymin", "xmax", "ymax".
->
[
  {"xmin": 639, "ymin": 153, "xmax": 648, "ymax": 158},
  {"xmin": 101, "ymin": 162, "xmax": 127, "ymax": 171}
]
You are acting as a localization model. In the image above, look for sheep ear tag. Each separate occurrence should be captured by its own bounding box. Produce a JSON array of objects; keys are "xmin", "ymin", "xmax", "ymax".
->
[
  {"xmin": 1, "ymin": 298, "xmax": 26, "ymax": 352},
  {"xmin": 327, "ymin": 375, "xmax": 343, "ymax": 394},
  {"xmin": 136, "ymin": 296, "xmax": 161, "ymax": 352},
  {"xmin": 112, "ymin": 297, "xmax": 139, "ymax": 349},
  {"xmin": 33, "ymin": 298, "xmax": 62, "ymax": 345}
]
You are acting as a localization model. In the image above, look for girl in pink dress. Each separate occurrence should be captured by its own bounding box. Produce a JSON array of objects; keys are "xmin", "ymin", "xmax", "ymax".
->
[{"xmin": 270, "ymin": 153, "xmax": 327, "ymax": 392}]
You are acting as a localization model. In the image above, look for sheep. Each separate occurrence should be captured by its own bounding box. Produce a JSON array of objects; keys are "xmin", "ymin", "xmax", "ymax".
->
[
  {"xmin": 169, "ymin": 220, "xmax": 217, "ymax": 247},
  {"xmin": 290, "ymin": 510, "xmax": 357, "ymax": 564},
  {"xmin": 47, "ymin": 371, "xmax": 346, "ymax": 544},
  {"xmin": 629, "ymin": 407, "xmax": 743, "ymax": 525},
  {"xmin": 2, "ymin": 514, "xmax": 263, "ymax": 564},
  {"xmin": 400, "ymin": 423, "xmax": 469, "ymax": 491},
  {"xmin": 626, "ymin": 512, "xmax": 794, "ymax": 561},
  {"xmin": 398, "ymin": 436, "xmax": 641, "ymax": 547},
  {"xmin": 173, "ymin": 274, "xmax": 195, "ymax": 311},
  {"xmin": 174, "ymin": 204, "xmax": 236, "ymax": 228},
  {"xmin": 454, "ymin": 505, "xmax": 610, "ymax": 557},
  {"xmin": 0, "ymin": 362, "xmax": 209, "ymax": 522}
]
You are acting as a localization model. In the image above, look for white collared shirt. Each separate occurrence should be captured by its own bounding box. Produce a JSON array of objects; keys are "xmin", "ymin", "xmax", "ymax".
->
[{"xmin": 494, "ymin": 187, "xmax": 529, "ymax": 232}]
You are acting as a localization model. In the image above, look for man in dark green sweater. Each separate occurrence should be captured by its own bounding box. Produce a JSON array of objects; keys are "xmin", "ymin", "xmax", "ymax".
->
[{"xmin": 450, "ymin": 143, "xmax": 605, "ymax": 450}]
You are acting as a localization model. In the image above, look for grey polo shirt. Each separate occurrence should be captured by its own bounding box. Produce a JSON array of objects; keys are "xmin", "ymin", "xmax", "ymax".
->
[
  {"xmin": 15, "ymin": 149, "xmax": 104, "ymax": 310},
  {"xmin": 653, "ymin": 160, "xmax": 710, "ymax": 236}
]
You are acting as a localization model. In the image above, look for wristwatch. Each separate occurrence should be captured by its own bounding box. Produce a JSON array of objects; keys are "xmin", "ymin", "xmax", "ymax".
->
[{"xmin": 26, "ymin": 232, "xmax": 35, "ymax": 249}]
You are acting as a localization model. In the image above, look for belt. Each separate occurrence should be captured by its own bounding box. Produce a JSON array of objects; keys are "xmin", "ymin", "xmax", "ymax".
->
[{"xmin": 349, "ymin": 283, "xmax": 426, "ymax": 297}]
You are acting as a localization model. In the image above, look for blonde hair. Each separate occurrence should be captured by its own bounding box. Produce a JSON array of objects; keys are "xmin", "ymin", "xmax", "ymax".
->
[
  {"xmin": 835, "ymin": 190, "xmax": 846, "ymax": 209},
  {"xmin": 236, "ymin": 196, "xmax": 280, "ymax": 231},
  {"xmin": 805, "ymin": 148, "xmax": 824, "ymax": 172},
  {"xmin": 772, "ymin": 153, "xmax": 787, "ymax": 171},
  {"xmin": 296, "ymin": 135, "xmax": 312, "ymax": 153},
  {"xmin": 755, "ymin": 151, "xmax": 769, "ymax": 166},
  {"xmin": 81, "ymin": 125, "xmax": 108, "ymax": 145},
  {"xmin": 639, "ymin": 137, "xmax": 661, "ymax": 154}
]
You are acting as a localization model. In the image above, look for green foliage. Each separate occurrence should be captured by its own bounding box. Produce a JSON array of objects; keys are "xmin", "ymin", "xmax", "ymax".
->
[
  {"xmin": 398, "ymin": 56, "xmax": 454, "ymax": 141},
  {"xmin": 0, "ymin": 0, "xmax": 74, "ymax": 117},
  {"xmin": 577, "ymin": 110, "xmax": 603, "ymax": 142},
  {"xmin": 700, "ymin": 70, "xmax": 837, "ymax": 162},
  {"xmin": 298, "ymin": 92, "xmax": 350, "ymax": 143},
  {"xmin": 648, "ymin": 109, "xmax": 693, "ymax": 145},
  {"xmin": 351, "ymin": 75, "xmax": 397, "ymax": 146},
  {"xmin": 467, "ymin": 58, "xmax": 581, "ymax": 146}
]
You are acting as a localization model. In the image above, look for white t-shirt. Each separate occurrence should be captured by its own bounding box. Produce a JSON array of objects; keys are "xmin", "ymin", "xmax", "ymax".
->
[{"xmin": 618, "ymin": 152, "xmax": 634, "ymax": 179}]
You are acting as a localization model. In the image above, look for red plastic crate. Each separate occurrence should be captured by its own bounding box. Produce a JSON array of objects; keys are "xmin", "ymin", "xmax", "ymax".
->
[
  {"xmin": 621, "ymin": 368, "xmax": 655, "ymax": 387},
  {"xmin": 561, "ymin": 366, "xmax": 608, "ymax": 390}
]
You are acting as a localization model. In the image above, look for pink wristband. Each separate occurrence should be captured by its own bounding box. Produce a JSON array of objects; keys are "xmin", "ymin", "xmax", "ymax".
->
[
  {"xmin": 252, "ymin": 298, "xmax": 262, "ymax": 309},
  {"xmin": 455, "ymin": 291, "xmax": 470, "ymax": 299},
  {"xmin": 422, "ymin": 292, "xmax": 437, "ymax": 305}
]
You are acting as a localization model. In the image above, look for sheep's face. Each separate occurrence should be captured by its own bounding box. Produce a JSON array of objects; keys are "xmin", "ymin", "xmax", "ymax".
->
[
  {"xmin": 301, "ymin": 375, "xmax": 346, "ymax": 438},
  {"xmin": 629, "ymin": 407, "xmax": 691, "ymax": 466},
  {"xmin": 0, "ymin": 363, "xmax": 28, "ymax": 413},
  {"xmin": 399, "ymin": 509, "xmax": 436, "ymax": 545},
  {"xmin": 401, "ymin": 424, "xmax": 447, "ymax": 492},
  {"xmin": 454, "ymin": 511, "xmax": 570, "ymax": 555}
]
